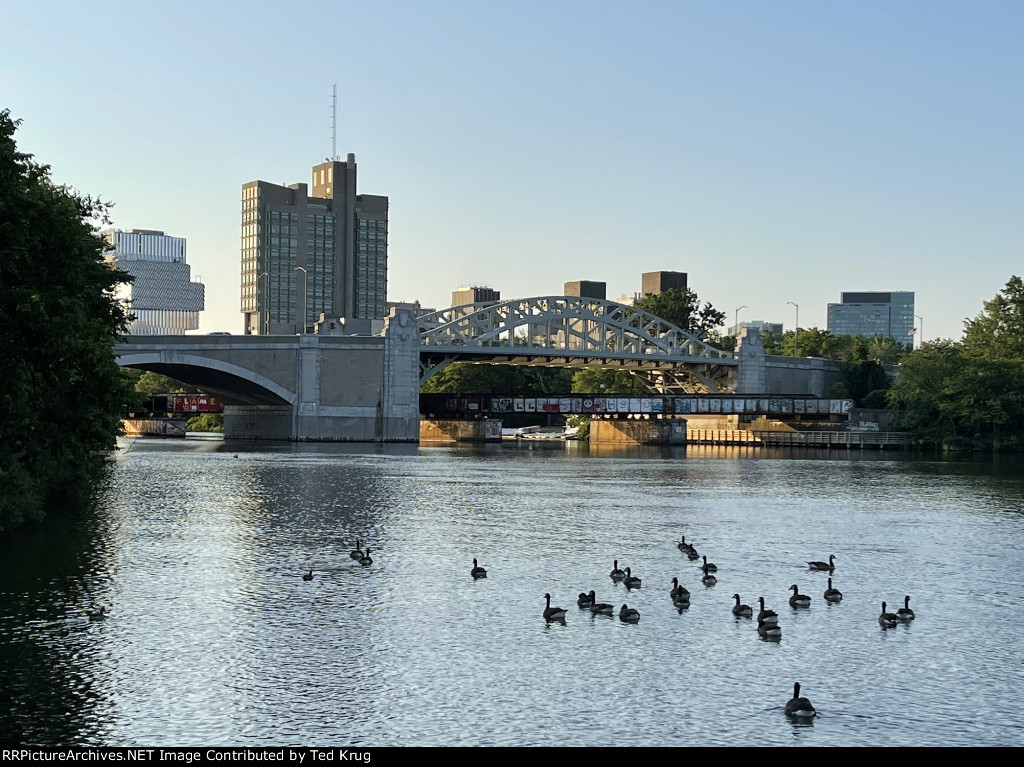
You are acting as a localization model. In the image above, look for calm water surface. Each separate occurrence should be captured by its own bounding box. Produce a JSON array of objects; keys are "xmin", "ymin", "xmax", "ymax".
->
[{"xmin": 2, "ymin": 440, "xmax": 1023, "ymax": 746}]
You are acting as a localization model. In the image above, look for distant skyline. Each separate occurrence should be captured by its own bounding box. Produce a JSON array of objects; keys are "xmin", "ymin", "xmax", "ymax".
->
[{"xmin": 5, "ymin": 1, "xmax": 1022, "ymax": 341}]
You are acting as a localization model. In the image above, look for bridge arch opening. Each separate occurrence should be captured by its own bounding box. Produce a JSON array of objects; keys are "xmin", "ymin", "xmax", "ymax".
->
[{"xmin": 117, "ymin": 354, "xmax": 293, "ymax": 406}]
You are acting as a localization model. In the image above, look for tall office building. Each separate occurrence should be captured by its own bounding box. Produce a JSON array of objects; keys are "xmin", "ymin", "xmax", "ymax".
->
[
  {"xmin": 451, "ymin": 285, "xmax": 501, "ymax": 307},
  {"xmin": 104, "ymin": 229, "xmax": 205, "ymax": 335},
  {"xmin": 827, "ymin": 291, "xmax": 915, "ymax": 343},
  {"xmin": 641, "ymin": 271, "xmax": 687, "ymax": 296},
  {"xmin": 241, "ymin": 153, "xmax": 388, "ymax": 335},
  {"xmin": 564, "ymin": 280, "xmax": 607, "ymax": 299}
]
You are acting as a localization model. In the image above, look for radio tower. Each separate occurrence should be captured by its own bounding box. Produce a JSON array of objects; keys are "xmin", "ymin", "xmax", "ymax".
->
[{"xmin": 331, "ymin": 83, "xmax": 339, "ymax": 161}]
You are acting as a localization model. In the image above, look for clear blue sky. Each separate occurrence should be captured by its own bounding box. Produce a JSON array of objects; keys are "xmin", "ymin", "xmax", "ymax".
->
[{"xmin": 4, "ymin": 1, "xmax": 1022, "ymax": 340}]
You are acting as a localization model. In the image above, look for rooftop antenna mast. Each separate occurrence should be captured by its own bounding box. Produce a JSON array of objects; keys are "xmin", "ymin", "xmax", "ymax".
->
[{"xmin": 331, "ymin": 83, "xmax": 339, "ymax": 161}]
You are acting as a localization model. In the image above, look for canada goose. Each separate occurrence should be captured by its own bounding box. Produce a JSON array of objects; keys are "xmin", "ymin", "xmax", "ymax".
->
[
  {"xmin": 589, "ymin": 591, "xmax": 614, "ymax": 615},
  {"xmin": 619, "ymin": 604, "xmax": 640, "ymax": 622},
  {"xmin": 610, "ymin": 560, "xmax": 625, "ymax": 581},
  {"xmin": 544, "ymin": 593, "xmax": 567, "ymax": 621},
  {"xmin": 701, "ymin": 565, "xmax": 717, "ymax": 586},
  {"xmin": 686, "ymin": 547, "xmax": 700, "ymax": 561},
  {"xmin": 302, "ymin": 569, "xmax": 314, "ymax": 581},
  {"xmin": 670, "ymin": 577, "xmax": 689, "ymax": 601},
  {"xmin": 677, "ymin": 535, "xmax": 695, "ymax": 553},
  {"xmin": 673, "ymin": 589, "xmax": 691, "ymax": 608},
  {"xmin": 87, "ymin": 606, "xmax": 107, "ymax": 621},
  {"xmin": 784, "ymin": 682, "xmax": 816, "ymax": 718},
  {"xmin": 349, "ymin": 540, "xmax": 364, "ymax": 560},
  {"xmin": 577, "ymin": 591, "xmax": 595, "ymax": 608},
  {"xmin": 359, "ymin": 548, "xmax": 373, "ymax": 566},
  {"xmin": 471, "ymin": 559, "xmax": 487, "ymax": 579},
  {"xmin": 897, "ymin": 595, "xmax": 915, "ymax": 621},
  {"xmin": 789, "ymin": 584, "xmax": 811, "ymax": 608},
  {"xmin": 758, "ymin": 620, "xmax": 782, "ymax": 638},
  {"xmin": 623, "ymin": 568, "xmax": 642, "ymax": 589},
  {"xmin": 732, "ymin": 594, "xmax": 753, "ymax": 617},
  {"xmin": 757, "ymin": 597, "xmax": 779, "ymax": 625},
  {"xmin": 823, "ymin": 578, "xmax": 843, "ymax": 602},
  {"xmin": 879, "ymin": 602, "xmax": 899, "ymax": 628},
  {"xmin": 807, "ymin": 554, "xmax": 836, "ymax": 571},
  {"xmin": 701, "ymin": 555, "xmax": 718, "ymax": 573}
]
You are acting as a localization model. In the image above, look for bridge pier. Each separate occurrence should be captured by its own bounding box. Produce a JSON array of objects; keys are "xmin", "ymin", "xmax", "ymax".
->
[{"xmin": 589, "ymin": 418, "xmax": 687, "ymax": 446}]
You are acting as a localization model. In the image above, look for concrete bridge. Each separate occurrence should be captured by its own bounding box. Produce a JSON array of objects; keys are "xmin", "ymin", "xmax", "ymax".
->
[
  {"xmin": 115, "ymin": 300, "xmax": 846, "ymax": 442},
  {"xmin": 115, "ymin": 310, "xmax": 421, "ymax": 441}
]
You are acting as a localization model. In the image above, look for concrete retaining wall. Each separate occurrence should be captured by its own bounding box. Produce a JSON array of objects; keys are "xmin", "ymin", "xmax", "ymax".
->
[
  {"xmin": 590, "ymin": 419, "xmax": 687, "ymax": 445},
  {"xmin": 420, "ymin": 419, "xmax": 503, "ymax": 443}
]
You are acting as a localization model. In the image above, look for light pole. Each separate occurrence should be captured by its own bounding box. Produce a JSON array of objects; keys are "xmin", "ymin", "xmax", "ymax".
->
[
  {"xmin": 915, "ymin": 315, "xmax": 923, "ymax": 349},
  {"xmin": 295, "ymin": 266, "xmax": 308, "ymax": 334},
  {"xmin": 258, "ymin": 272, "xmax": 269, "ymax": 335},
  {"xmin": 787, "ymin": 301, "xmax": 799, "ymax": 332},
  {"xmin": 734, "ymin": 305, "xmax": 748, "ymax": 335}
]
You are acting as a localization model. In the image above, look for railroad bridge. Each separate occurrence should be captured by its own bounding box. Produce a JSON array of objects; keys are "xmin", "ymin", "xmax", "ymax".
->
[{"xmin": 115, "ymin": 300, "xmax": 843, "ymax": 441}]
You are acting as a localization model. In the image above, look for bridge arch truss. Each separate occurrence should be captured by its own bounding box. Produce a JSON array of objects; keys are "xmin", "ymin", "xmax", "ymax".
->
[{"xmin": 417, "ymin": 296, "xmax": 737, "ymax": 393}]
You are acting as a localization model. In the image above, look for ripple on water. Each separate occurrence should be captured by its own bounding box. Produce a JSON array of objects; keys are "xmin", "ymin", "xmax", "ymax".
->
[{"xmin": 1, "ymin": 445, "xmax": 1023, "ymax": 745}]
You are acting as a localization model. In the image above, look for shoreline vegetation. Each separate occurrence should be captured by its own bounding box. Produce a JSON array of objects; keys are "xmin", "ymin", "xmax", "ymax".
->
[{"xmin": 0, "ymin": 111, "xmax": 135, "ymax": 532}]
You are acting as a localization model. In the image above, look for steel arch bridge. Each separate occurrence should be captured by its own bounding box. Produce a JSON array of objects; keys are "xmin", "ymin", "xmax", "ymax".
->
[{"xmin": 417, "ymin": 296, "xmax": 738, "ymax": 393}]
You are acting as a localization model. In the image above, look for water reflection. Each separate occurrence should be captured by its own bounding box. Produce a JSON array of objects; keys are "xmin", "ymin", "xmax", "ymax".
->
[{"xmin": 1, "ymin": 442, "xmax": 1023, "ymax": 746}]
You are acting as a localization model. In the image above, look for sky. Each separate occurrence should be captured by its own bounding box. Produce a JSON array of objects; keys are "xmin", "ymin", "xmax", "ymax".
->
[{"xmin": 4, "ymin": 1, "xmax": 1022, "ymax": 341}]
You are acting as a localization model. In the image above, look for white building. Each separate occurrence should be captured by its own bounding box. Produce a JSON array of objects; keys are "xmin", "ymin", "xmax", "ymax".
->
[{"xmin": 104, "ymin": 229, "xmax": 205, "ymax": 335}]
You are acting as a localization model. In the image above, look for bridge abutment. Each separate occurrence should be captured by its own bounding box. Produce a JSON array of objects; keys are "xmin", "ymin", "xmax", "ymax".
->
[{"xmin": 589, "ymin": 419, "xmax": 687, "ymax": 446}]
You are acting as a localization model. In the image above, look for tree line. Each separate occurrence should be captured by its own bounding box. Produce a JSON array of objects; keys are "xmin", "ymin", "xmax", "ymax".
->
[
  {"xmin": 887, "ymin": 276, "xmax": 1024, "ymax": 452},
  {"xmin": 0, "ymin": 110, "xmax": 136, "ymax": 531}
]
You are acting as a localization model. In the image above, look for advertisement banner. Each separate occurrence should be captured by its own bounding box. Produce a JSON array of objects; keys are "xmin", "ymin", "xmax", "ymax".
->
[
  {"xmin": 617, "ymin": 398, "xmax": 630, "ymax": 413},
  {"xmin": 640, "ymin": 398, "xmax": 652, "ymax": 413},
  {"xmin": 722, "ymin": 399, "xmax": 733, "ymax": 413},
  {"xmin": 514, "ymin": 398, "xmax": 525, "ymax": 412},
  {"xmin": 525, "ymin": 399, "xmax": 536, "ymax": 413}
]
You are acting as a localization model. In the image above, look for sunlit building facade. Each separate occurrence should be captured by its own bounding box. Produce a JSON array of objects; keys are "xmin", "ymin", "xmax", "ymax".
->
[
  {"xmin": 241, "ymin": 153, "xmax": 388, "ymax": 335},
  {"xmin": 104, "ymin": 229, "xmax": 205, "ymax": 335}
]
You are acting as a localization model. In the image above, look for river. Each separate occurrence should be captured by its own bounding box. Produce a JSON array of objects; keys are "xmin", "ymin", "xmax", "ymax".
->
[{"xmin": 1, "ymin": 438, "xmax": 1022, "ymax": 746}]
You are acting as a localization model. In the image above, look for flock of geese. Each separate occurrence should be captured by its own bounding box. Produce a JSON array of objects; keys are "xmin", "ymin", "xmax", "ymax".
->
[
  {"xmin": 482, "ymin": 533, "xmax": 918, "ymax": 719},
  {"xmin": 302, "ymin": 539, "xmax": 375, "ymax": 581}
]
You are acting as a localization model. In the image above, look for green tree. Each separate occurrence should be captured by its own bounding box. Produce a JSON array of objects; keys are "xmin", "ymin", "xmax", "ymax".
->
[
  {"xmin": 962, "ymin": 275, "xmax": 1024, "ymax": 361},
  {"xmin": 0, "ymin": 110, "xmax": 135, "ymax": 530},
  {"xmin": 570, "ymin": 368, "xmax": 648, "ymax": 395},
  {"xmin": 866, "ymin": 334, "xmax": 909, "ymax": 365},
  {"xmin": 633, "ymin": 288, "xmax": 726, "ymax": 338},
  {"xmin": 131, "ymin": 370, "xmax": 205, "ymax": 396},
  {"xmin": 420, "ymin": 363, "xmax": 572, "ymax": 395}
]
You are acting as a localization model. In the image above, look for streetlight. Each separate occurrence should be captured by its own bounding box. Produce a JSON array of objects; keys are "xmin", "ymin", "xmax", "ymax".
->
[
  {"xmin": 915, "ymin": 315, "xmax": 923, "ymax": 349},
  {"xmin": 787, "ymin": 301, "xmax": 799, "ymax": 332},
  {"xmin": 258, "ymin": 272, "xmax": 269, "ymax": 335},
  {"xmin": 734, "ymin": 305, "xmax": 748, "ymax": 334},
  {"xmin": 294, "ymin": 266, "xmax": 308, "ymax": 334}
]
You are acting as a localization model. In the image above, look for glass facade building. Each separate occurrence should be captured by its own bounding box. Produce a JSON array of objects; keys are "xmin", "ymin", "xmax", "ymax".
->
[
  {"xmin": 241, "ymin": 154, "xmax": 388, "ymax": 335},
  {"xmin": 826, "ymin": 291, "xmax": 915, "ymax": 344},
  {"xmin": 104, "ymin": 229, "xmax": 205, "ymax": 335}
]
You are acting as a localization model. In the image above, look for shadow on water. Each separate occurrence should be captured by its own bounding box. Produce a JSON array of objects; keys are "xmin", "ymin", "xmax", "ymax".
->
[{"xmin": 0, "ymin": 489, "xmax": 114, "ymax": 746}]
